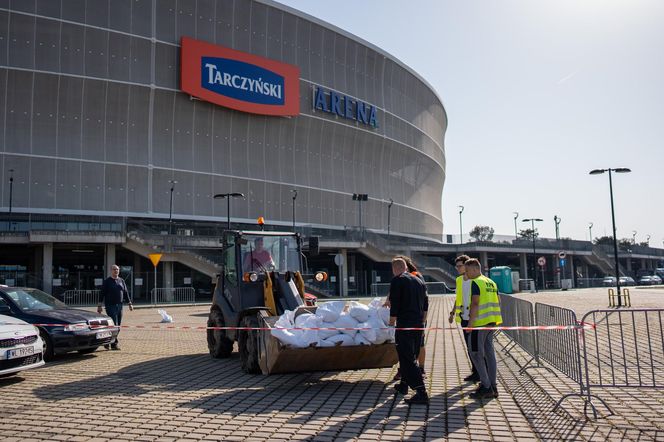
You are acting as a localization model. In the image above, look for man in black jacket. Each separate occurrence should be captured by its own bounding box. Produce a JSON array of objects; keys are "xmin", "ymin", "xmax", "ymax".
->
[
  {"xmin": 97, "ymin": 264, "xmax": 133, "ymax": 350},
  {"xmin": 389, "ymin": 257, "xmax": 429, "ymax": 405}
]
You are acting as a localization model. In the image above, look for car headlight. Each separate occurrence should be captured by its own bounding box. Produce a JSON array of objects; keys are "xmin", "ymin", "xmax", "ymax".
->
[{"xmin": 63, "ymin": 323, "xmax": 90, "ymax": 331}]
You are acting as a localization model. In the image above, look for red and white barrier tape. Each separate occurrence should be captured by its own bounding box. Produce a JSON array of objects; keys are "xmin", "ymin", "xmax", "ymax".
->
[{"xmin": 8, "ymin": 323, "xmax": 596, "ymax": 331}]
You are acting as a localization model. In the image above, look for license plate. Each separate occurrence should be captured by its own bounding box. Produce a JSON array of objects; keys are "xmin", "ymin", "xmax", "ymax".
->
[
  {"xmin": 7, "ymin": 346, "xmax": 34, "ymax": 359},
  {"xmin": 96, "ymin": 331, "xmax": 113, "ymax": 339}
]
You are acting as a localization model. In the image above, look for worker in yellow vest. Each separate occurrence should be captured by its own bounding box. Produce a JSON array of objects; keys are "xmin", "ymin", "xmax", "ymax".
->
[
  {"xmin": 448, "ymin": 254, "xmax": 479, "ymax": 382},
  {"xmin": 465, "ymin": 258, "xmax": 503, "ymax": 400}
]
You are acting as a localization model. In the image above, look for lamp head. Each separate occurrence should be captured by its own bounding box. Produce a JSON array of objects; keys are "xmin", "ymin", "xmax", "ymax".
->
[
  {"xmin": 458, "ymin": 205, "xmax": 464, "ymax": 213},
  {"xmin": 614, "ymin": 168, "xmax": 631, "ymax": 173},
  {"xmin": 589, "ymin": 169, "xmax": 606, "ymax": 175}
]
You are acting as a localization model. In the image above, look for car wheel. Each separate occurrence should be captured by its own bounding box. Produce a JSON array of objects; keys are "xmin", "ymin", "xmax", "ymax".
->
[
  {"xmin": 207, "ymin": 310, "xmax": 233, "ymax": 358},
  {"xmin": 238, "ymin": 314, "xmax": 261, "ymax": 374},
  {"xmin": 78, "ymin": 347, "xmax": 98, "ymax": 355},
  {"xmin": 39, "ymin": 330, "xmax": 54, "ymax": 362}
]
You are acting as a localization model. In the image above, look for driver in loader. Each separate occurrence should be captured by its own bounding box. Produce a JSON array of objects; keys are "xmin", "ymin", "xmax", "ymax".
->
[{"xmin": 243, "ymin": 237, "xmax": 275, "ymax": 272}]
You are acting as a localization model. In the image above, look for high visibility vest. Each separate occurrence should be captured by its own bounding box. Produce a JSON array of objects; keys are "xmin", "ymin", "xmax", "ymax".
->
[
  {"xmin": 470, "ymin": 275, "xmax": 503, "ymax": 326},
  {"xmin": 453, "ymin": 275, "xmax": 465, "ymax": 324}
]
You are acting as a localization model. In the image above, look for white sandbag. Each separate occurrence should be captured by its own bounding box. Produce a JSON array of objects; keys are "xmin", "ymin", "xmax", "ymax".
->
[
  {"xmin": 357, "ymin": 320, "xmax": 376, "ymax": 343},
  {"xmin": 376, "ymin": 307, "xmax": 391, "ymax": 326},
  {"xmin": 294, "ymin": 313, "xmax": 321, "ymax": 347},
  {"xmin": 354, "ymin": 333, "xmax": 371, "ymax": 346},
  {"xmin": 317, "ymin": 338, "xmax": 336, "ymax": 347},
  {"xmin": 332, "ymin": 312, "xmax": 359, "ymax": 337},
  {"xmin": 271, "ymin": 310, "xmax": 299, "ymax": 347},
  {"xmin": 348, "ymin": 301, "xmax": 371, "ymax": 322},
  {"xmin": 324, "ymin": 333, "xmax": 355, "ymax": 346},
  {"xmin": 157, "ymin": 309, "xmax": 173, "ymax": 323},
  {"xmin": 315, "ymin": 300, "xmax": 346, "ymax": 323},
  {"xmin": 368, "ymin": 297, "xmax": 384, "ymax": 309},
  {"xmin": 271, "ymin": 310, "xmax": 318, "ymax": 348},
  {"xmin": 318, "ymin": 325, "xmax": 340, "ymax": 340}
]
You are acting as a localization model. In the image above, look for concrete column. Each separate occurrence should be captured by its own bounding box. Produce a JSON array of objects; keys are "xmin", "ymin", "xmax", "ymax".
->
[
  {"xmin": 520, "ymin": 253, "xmax": 528, "ymax": 280},
  {"xmin": 626, "ymin": 258, "xmax": 632, "ymax": 272},
  {"xmin": 341, "ymin": 248, "xmax": 348, "ymax": 298},
  {"xmin": 163, "ymin": 261, "xmax": 174, "ymax": 301},
  {"xmin": 554, "ymin": 254, "xmax": 561, "ymax": 288},
  {"xmin": 104, "ymin": 244, "xmax": 116, "ymax": 275},
  {"xmin": 569, "ymin": 254, "xmax": 575, "ymax": 288},
  {"xmin": 641, "ymin": 258, "xmax": 646, "ymax": 271},
  {"xmin": 480, "ymin": 251, "xmax": 489, "ymax": 273},
  {"xmin": 42, "ymin": 243, "xmax": 53, "ymax": 294},
  {"xmin": 133, "ymin": 254, "xmax": 143, "ymax": 300}
]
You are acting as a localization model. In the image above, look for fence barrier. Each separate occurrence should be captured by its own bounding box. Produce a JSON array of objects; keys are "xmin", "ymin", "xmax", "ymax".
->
[
  {"xmin": 150, "ymin": 287, "xmax": 196, "ymax": 304},
  {"xmin": 61, "ymin": 289, "xmax": 101, "ymax": 307},
  {"xmin": 498, "ymin": 295, "xmax": 539, "ymax": 370},
  {"xmin": 370, "ymin": 282, "xmax": 453, "ymax": 297},
  {"xmin": 608, "ymin": 288, "xmax": 631, "ymax": 307}
]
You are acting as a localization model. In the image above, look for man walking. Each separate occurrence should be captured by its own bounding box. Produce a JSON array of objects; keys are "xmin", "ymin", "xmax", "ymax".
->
[
  {"xmin": 389, "ymin": 257, "xmax": 429, "ymax": 405},
  {"xmin": 464, "ymin": 259, "xmax": 502, "ymax": 399},
  {"xmin": 97, "ymin": 264, "xmax": 133, "ymax": 350},
  {"xmin": 449, "ymin": 254, "xmax": 479, "ymax": 382}
]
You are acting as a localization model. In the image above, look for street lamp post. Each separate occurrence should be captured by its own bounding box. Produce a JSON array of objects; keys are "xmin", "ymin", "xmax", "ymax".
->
[
  {"xmin": 168, "ymin": 180, "xmax": 177, "ymax": 235},
  {"xmin": 513, "ymin": 212, "xmax": 519, "ymax": 240},
  {"xmin": 387, "ymin": 198, "xmax": 393, "ymax": 237},
  {"xmin": 588, "ymin": 222, "xmax": 593, "ymax": 242},
  {"xmin": 632, "ymin": 230, "xmax": 637, "ymax": 244},
  {"xmin": 8, "ymin": 168, "xmax": 14, "ymax": 214},
  {"xmin": 554, "ymin": 215, "xmax": 561, "ymax": 241},
  {"xmin": 458, "ymin": 205, "xmax": 464, "ymax": 244},
  {"xmin": 646, "ymin": 234, "xmax": 650, "ymax": 246},
  {"xmin": 291, "ymin": 189, "xmax": 297, "ymax": 231},
  {"xmin": 589, "ymin": 167, "xmax": 631, "ymax": 307},
  {"xmin": 522, "ymin": 218, "xmax": 543, "ymax": 292},
  {"xmin": 213, "ymin": 192, "xmax": 246, "ymax": 230}
]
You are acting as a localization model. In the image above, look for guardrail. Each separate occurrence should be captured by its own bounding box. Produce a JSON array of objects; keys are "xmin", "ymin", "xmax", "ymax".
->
[
  {"xmin": 149, "ymin": 287, "xmax": 196, "ymax": 304},
  {"xmin": 61, "ymin": 289, "xmax": 101, "ymax": 307},
  {"xmin": 370, "ymin": 282, "xmax": 453, "ymax": 297},
  {"xmin": 499, "ymin": 295, "xmax": 539, "ymax": 371}
]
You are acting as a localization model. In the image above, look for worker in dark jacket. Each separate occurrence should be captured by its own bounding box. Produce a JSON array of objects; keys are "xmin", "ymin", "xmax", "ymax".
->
[
  {"xmin": 389, "ymin": 257, "xmax": 429, "ymax": 405},
  {"xmin": 97, "ymin": 264, "xmax": 133, "ymax": 350}
]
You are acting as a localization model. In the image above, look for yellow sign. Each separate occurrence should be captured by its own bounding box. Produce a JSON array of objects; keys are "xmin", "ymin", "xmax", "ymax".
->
[{"xmin": 148, "ymin": 253, "xmax": 162, "ymax": 268}]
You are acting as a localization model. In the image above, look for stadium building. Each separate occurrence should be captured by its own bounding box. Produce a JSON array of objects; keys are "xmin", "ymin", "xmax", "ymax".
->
[{"xmin": 0, "ymin": 0, "xmax": 447, "ymax": 299}]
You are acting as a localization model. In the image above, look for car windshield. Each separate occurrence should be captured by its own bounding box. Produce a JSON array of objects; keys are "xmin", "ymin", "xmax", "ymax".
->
[
  {"xmin": 4, "ymin": 288, "xmax": 67, "ymax": 311},
  {"xmin": 241, "ymin": 234, "xmax": 301, "ymax": 273}
]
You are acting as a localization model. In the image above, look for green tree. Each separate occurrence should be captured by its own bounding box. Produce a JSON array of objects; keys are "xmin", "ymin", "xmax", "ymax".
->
[
  {"xmin": 469, "ymin": 225, "xmax": 495, "ymax": 242},
  {"xmin": 593, "ymin": 236, "xmax": 614, "ymax": 246},
  {"xmin": 519, "ymin": 228, "xmax": 538, "ymax": 241}
]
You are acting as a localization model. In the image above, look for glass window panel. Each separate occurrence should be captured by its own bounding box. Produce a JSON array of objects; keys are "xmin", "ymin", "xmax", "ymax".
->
[
  {"xmin": 196, "ymin": 0, "xmax": 215, "ymax": 43},
  {"xmin": 5, "ymin": 69, "xmax": 32, "ymax": 154},
  {"xmin": 172, "ymin": 92, "xmax": 194, "ymax": 171},
  {"xmin": 62, "ymin": 0, "xmax": 85, "ymax": 23},
  {"xmin": 175, "ymin": 0, "xmax": 196, "ymax": 41},
  {"xmin": 127, "ymin": 85, "xmax": 150, "ymax": 165},
  {"xmin": 192, "ymin": 101, "xmax": 213, "ymax": 174},
  {"xmin": 155, "ymin": 0, "xmax": 176, "ymax": 43},
  {"xmin": 249, "ymin": 1, "xmax": 267, "ymax": 57},
  {"xmin": 60, "ymin": 22, "xmax": 85, "ymax": 75},
  {"xmin": 80, "ymin": 162, "xmax": 104, "ymax": 211},
  {"xmin": 104, "ymin": 82, "xmax": 130, "ymax": 163},
  {"xmin": 10, "ymin": 0, "xmax": 34, "ymax": 13},
  {"xmin": 32, "ymin": 73, "xmax": 59, "ymax": 156},
  {"xmin": 9, "ymin": 12, "xmax": 35, "ymax": 69},
  {"xmin": 108, "ymin": 32, "xmax": 131, "ymax": 82},
  {"xmin": 109, "ymin": 0, "xmax": 131, "ymax": 33},
  {"xmin": 85, "ymin": 0, "xmax": 109, "ymax": 28},
  {"xmin": 127, "ymin": 165, "xmax": 148, "ymax": 213},
  {"xmin": 57, "ymin": 76, "xmax": 84, "ymax": 159},
  {"xmin": 55, "ymin": 159, "xmax": 81, "ymax": 210},
  {"xmin": 151, "ymin": 90, "xmax": 174, "ymax": 168},
  {"xmin": 154, "ymin": 42, "xmax": 177, "ymax": 88},
  {"xmin": 84, "ymin": 27, "xmax": 109, "ymax": 78},
  {"xmin": 131, "ymin": 0, "xmax": 152, "ymax": 38},
  {"xmin": 35, "ymin": 17, "xmax": 60, "ymax": 72},
  {"xmin": 29, "ymin": 156, "xmax": 56, "ymax": 209},
  {"xmin": 81, "ymin": 79, "xmax": 106, "ymax": 161},
  {"xmin": 104, "ymin": 164, "xmax": 128, "ymax": 212},
  {"xmin": 129, "ymin": 36, "xmax": 151, "ymax": 84}
]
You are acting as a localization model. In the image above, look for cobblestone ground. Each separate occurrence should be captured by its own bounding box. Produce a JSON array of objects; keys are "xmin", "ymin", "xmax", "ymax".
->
[{"xmin": 0, "ymin": 288, "xmax": 662, "ymax": 441}]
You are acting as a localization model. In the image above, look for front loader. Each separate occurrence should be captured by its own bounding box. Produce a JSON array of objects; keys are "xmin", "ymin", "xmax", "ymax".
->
[{"xmin": 206, "ymin": 230, "xmax": 398, "ymax": 374}]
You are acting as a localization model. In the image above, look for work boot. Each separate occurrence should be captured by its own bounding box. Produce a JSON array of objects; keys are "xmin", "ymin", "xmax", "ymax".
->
[
  {"xmin": 469, "ymin": 385, "xmax": 496, "ymax": 400},
  {"xmin": 393, "ymin": 382, "xmax": 408, "ymax": 395},
  {"xmin": 392, "ymin": 369, "xmax": 402, "ymax": 382},
  {"xmin": 463, "ymin": 373, "xmax": 480, "ymax": 382},
  {"xmin": 103, "ymin": 344, "xmax": 110, "ymax": 350},
  {"xmin": 492, "ymin": 384, "xmax": 499, "ymax": 398},
  {"xmin": 405, "ymin": 388, "xmax": 429, "ymax": 405},
  {"xmin": 110, "ymin": 344, "xmax": 120, "ymax": 351}
]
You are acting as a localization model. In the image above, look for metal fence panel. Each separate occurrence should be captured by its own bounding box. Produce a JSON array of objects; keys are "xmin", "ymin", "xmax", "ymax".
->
[
  {"xmin": 150, "ymin": 287, "xmax": 196, "ymax": 304},
  {"xmin": 499, "ymin": 294, "xmax": 537, "ymax": 358},
  {"xmin": 61, "ymin": 289, "xmax": 101, "ymax": 307},
  {"xmin": 582, "ymin": 309, "xmax": 664, "ymax": 389},
  {"xmin": 535, "ymin": 302, "xmax": 583, "ymax": 385},
  {"xmin": 370, "ymin": 282, "xmax": 452, "ymax": 297}
]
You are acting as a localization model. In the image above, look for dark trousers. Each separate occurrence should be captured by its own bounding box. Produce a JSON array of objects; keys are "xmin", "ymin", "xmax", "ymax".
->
[
  {"xmin": 395, "ymin": 330, "xmax": 425, "ymax": 391},
  {"xmin": 461, "ymin": 320, "xmax": 479, "ymax": 376},
  {"xmin": 105, "ymin": 303, "xmax": 123, "ymax": 345},
  {"xmin": 467, "ymin": 329, "xmax": 497, "ymax": 389}
]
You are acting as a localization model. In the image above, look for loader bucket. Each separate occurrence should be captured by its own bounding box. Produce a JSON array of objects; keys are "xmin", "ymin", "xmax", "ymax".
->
[{"xmin": 256, "ymin": 311, "xmax": 399, "ymax": 375}]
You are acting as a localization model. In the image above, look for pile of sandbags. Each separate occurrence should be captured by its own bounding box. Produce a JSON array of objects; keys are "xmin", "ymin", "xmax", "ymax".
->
[{"xmin": 270, "ymin": 298, "xmax": 394, "ymax": 348}]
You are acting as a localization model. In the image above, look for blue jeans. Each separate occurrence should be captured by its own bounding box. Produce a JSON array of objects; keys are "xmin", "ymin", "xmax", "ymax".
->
[{"xmin": 105, "ymin": 304, "xmax": 123, "ymax": 345}]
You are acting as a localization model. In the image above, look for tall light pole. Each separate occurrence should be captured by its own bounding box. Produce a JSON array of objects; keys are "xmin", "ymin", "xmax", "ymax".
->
[
  {"xmin": 168, "ymin": 179, "xmax": 177, "ymax": 235},
  {"xmin": 387, "ymin": 198, "xmax": 393, "ymax": 237},
  {"xmin": 632, "ymin": 230, "xmax": 637, "ymax": 244},
  {"xmin": 589, "ymin": 167, "xmax": 631, "ymax": 307},
  {"xmin": 554, "ymin": 215, "xmax": 561, "ymax": 241},
  {"xmin": 522, "ymin": 218, "xmax": 543, "ymax": 291},
  {"xmin": 588, "ymin": 222, "xmax": 593, "ymax": 242},
  {"xmin": 458, "ymin": 205, "xmax": 464, "ymax": 244},
  {"xmin": 291, "ymin": 189, "xmax": 297, "ymax": 231},
  {"xmin": 8, "ymin": 168, "xmax": 14, "ymax": 214},
  {"xmin": 213, "ymin": 192, "xmax": 245, "ymax": 230},
  {"xmin": 513, "ymin": 212, "xmax": 519, "ymax": 240},
  {"xmin": 646, "ymin": 234, "xmax": 650, "ymax": 246}
]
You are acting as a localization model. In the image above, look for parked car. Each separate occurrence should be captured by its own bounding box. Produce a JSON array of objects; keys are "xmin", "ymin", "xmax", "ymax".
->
[
  {"xmin": 619, "ymin": 276, "xmax": 636, "ymax": 287},
  {"xmin": 602, "ymin": 276, "xmax": 617, "ymax": 287},
  {"xmin": 651, "ymin": 275, "xmax": 663, "ymax": 285},
  {"xmin": 0, "ymin": 287, "xmax": 119, "ymax": 361},
  {"xmin": 0, "ymin": 314, "xmax": 45, "ymax": 377},
  {"xmin": 638, "ymin": 276, "xmax": 654, "ymax": 286}
]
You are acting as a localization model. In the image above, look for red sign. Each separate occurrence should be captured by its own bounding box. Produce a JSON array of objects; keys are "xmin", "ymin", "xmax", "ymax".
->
[{"xmin": 180, "ymin": 37, "xmax": 300, "ymax": 116}]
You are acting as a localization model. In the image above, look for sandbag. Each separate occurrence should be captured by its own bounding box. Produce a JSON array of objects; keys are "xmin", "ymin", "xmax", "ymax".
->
[
  {"xmin": 315, "ymin": 300, "xmax": 346, "ymax": 323},
  {"xmin": 324, "ymin": 333, "xmax": 355, "ymax": 346},
  {"xmin": 332, "ymin": 312, "xmax": 359, "ymax": 337},
  {"xmin": 348, "ymin": 301, "xmax": 370, "ymax": 322},
  {"xmin": 318, "ymin": 325, "xmax": 340, "ymax": 340},
  {"xmin": 354, "ymin": 334, "xmax": 371, "ymax": 346}
]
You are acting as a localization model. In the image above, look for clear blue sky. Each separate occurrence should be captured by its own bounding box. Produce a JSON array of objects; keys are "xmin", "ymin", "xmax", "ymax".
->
[{"xmin": 276, "ymin": 0, "xmax": 664, "ymax": 246}]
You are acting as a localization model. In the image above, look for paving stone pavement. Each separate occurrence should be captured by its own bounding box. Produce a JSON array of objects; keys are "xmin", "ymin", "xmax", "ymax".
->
[{"xmin": 0, "ymin": 289, "xmax": 662, "ymax": 441}]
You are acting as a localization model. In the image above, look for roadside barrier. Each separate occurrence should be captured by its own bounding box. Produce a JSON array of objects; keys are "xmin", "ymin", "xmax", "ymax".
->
[
  {"xmin": 608, "ymin": 288, "xmax": 631, "ymax": 307},
  {"xmin": 150, "ymin": 287, "xmax": 196, "ymax": 305},
  {"xmin": 61, "ymin": 289, "xmax": 101, "ymax": 307},
  {"xmin": 499, "ymin": 295, "xmax": 539, "ymax": 371}
]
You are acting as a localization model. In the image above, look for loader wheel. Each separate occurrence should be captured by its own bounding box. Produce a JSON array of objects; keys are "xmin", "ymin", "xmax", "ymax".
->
[
  {"xmin": 239, "ymin": 314, "xmax": 261, "ymax": 374},
  {"xmin": 207, "ymin": 310, "xmax": 234, "ymax": 358}
]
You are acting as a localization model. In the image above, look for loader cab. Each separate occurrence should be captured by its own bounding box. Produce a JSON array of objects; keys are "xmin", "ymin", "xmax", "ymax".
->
[{"xmin": 220, "ymin": 231, "xmax": 302, "ymax": 313}]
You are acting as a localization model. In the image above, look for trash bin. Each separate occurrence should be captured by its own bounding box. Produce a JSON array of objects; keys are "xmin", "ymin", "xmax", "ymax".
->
[{"xmin": 489, "ymin": 266, "xmax": 513, "ymax": 294}]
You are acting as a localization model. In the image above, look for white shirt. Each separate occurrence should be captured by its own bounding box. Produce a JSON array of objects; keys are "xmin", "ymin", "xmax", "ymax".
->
[{"xmin": 461, "ymin": 278, "xmax": 472, "ymax": 320}]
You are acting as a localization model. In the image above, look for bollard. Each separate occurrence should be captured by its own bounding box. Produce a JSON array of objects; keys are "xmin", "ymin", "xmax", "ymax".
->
[
  {"xmin": 623, "ymin": 288, "xmax": 631, "ymax": 307},
  {"xmin": 608, "ymin": 288, "xmax": 615, "ymax": 307}
]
